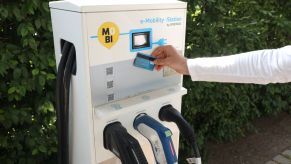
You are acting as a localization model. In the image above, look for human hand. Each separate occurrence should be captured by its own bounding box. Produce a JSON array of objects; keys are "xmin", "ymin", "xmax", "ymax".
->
[{"xmin": 151, "ymin": 45, "xmax": 189, "ymax": 75}]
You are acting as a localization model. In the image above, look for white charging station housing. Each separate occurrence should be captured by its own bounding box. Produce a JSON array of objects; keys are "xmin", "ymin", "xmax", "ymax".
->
[{"xmin": 49, "ymin": 0, "xmax": 187, "ymax": 163}]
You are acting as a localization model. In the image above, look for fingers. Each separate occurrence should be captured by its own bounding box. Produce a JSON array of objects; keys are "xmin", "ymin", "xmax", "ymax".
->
[
  {"xmin": 151, "ymin": 46, "xmax": 165, "ymax": 58},
  {"xmin": 155, "ymin": 65, "xmax": 164, "ymax": 71},
  {"xmin": 151, "ymin": 46, "xmax": 163, "ymax": 57},
  {"xmin": 151, "ymin": 46, "xmax": 169, "ymax": 71},
  {"xmin": 153, "ymin": 58, "xmax": 166, "ymax": 65}
]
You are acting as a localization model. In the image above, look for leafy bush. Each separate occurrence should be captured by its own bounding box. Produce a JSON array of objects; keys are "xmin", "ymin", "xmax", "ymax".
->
[
  {"xmin": 180, "ymin": 0, "xmax": 291, "ymax": 163},
  {"xmin": 1, "ymin": 0, "xmax": 291, "ymax": 163},
  {"xmin": 0, "ymin": 0, "xmax": 57, "ymax": 163}
]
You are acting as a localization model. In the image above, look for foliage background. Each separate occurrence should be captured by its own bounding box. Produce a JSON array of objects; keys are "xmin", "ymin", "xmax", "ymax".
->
[
  {"xmin": 180, "ymin": 0, "xmax": 291, "ymax": 163},
  {"xmin": 1, "ymin": 0, "xmax": 56, "ymax": 163},
  {"xmin": 0, "ymin": 0, "xmax": 290, "ymax": 163}
]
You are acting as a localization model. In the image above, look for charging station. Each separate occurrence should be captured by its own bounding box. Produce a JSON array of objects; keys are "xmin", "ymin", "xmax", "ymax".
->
[{"xmin": 49, "ymin": 0, "xmax": 200, "ymax": 164}]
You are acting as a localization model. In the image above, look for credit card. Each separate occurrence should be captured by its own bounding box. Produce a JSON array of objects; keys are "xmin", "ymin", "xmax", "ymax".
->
[{"xmin": 133, "ymin": 52, "xmax": 156, "ymax": 71}]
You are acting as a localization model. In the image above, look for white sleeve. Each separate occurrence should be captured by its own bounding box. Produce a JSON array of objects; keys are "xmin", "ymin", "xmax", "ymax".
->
[{"xmin": 187, "ymin": 46, "xmax": 291, "ymax": 84}]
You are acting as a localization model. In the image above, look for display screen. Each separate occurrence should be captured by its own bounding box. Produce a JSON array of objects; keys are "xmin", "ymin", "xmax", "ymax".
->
[{"xmin": 132, "ymin": 32, "xmax": 150, "ymax": 49}]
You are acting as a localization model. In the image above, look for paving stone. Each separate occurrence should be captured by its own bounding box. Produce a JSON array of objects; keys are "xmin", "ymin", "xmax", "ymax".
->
[
  {"xmin": 282, "ymin": 149, "xmax": 291, "ymax": 159},
  {"xmin": 265, "ymin": 161, "xmax": 278, "ymax": 164},
  {"xmin": 273, "ymin": 154, "xmax": 291, "ymax": 164}
]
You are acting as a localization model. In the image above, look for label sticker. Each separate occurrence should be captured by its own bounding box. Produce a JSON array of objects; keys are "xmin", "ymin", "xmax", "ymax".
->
[{"xmin": 98, "ymin": 22, "xmax": 120, "ymax": 49}]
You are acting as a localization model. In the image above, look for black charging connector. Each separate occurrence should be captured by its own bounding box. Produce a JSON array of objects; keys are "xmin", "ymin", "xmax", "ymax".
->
[
  {"xmin": 159, "ymin": 104, "xmax": 201, "ymax": 162},
  {"xmin": 103, "ymin": 122, "xmax": 148, "ymax": 164}
]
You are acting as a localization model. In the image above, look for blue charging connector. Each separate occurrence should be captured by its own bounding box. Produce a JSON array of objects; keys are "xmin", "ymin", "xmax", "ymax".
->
[{"xmin": 134, "ymin": 114, "xmax": 178, "ymax": 164}]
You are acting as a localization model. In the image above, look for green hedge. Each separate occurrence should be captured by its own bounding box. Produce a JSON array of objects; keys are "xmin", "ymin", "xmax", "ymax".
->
[
  {"xmin": 180, "ymin": 0, "xmax": 291, "ymax": 163},
  {"xmin": 0, "ymin": 0, "xmax": 291, "ymax": 163},
  {"xmin": 0, "ymin": 0, "xmax": 56, "ymax": 163}
]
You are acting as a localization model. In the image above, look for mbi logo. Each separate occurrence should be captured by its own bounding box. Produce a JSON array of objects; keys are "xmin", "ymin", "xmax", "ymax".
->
[{"xmin": 98, "ymin": 22, "xmax": 120, "ymax": 49}]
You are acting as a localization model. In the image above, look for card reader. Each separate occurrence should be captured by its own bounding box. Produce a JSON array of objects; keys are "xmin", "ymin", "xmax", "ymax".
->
[{"xmin": 133, "ymin": 52, "xmax": 156, "ymax": 71}]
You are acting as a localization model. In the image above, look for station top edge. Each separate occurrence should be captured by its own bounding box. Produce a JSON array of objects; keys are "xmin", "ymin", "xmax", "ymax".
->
[{"xmin": 49, "ymin": 0, "xmax": 187, "ymax": 13}]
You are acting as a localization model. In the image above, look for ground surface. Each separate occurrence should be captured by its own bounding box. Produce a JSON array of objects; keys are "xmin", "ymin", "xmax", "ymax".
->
[{"xmin": 207, "ymin": 112, "xmax": 291, "ymax": 164}]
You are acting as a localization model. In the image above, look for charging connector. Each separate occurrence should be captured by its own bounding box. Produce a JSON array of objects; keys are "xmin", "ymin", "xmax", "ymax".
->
[
  {"xmin": 159, "ymin": 105, "xmax": 201, "ymax": 164},
  {"xmin": 134, "ymin": 114, "xmax": 178, "ymax": 164},
  {"xmin": 103, "ymin": 122, "xmax": 148, "ymax": 164}
]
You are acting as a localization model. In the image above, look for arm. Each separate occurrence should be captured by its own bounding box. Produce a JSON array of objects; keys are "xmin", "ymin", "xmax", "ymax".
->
[
  {"xmin": 152, "ymin": 45, "xmax": 291, "ymax": 84},
  {"xmin": 187, "ymin": 46, "xmax": 291, "ymax": 84}
]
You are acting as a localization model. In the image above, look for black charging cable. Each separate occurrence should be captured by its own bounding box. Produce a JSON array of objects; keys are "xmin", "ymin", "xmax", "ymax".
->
[
  {"xmin": 159, "ymin": 104, "xmax": 201, "ymax": 164},
  {"xmin": 56, "ymin": 40, "xmax": 76, "ymax": 164}
]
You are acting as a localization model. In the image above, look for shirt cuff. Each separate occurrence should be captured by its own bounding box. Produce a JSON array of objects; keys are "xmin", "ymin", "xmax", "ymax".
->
[{"xmin": 187, "ymin": 59, "xmax": 199, "ymax": 81}]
